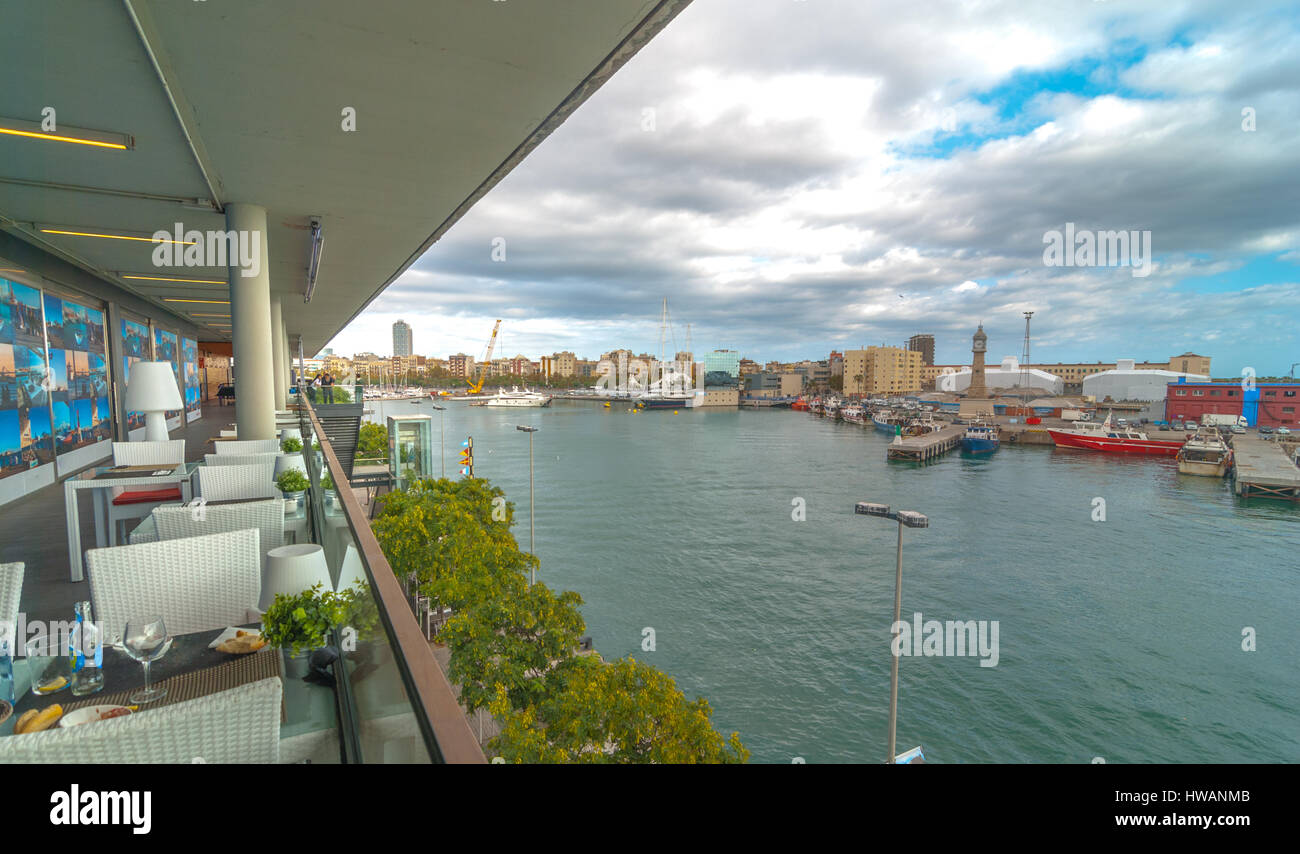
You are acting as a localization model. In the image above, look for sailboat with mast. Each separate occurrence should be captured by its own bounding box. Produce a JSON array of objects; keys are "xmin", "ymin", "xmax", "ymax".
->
[{"xmin": 637, "ymin": 298, "xmax": 695, "ymax": 410}]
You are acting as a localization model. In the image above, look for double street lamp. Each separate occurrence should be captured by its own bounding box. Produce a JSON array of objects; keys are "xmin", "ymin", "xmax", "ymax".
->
[
  {"xmin": 855, "ymin": 501, "xmax": 929, "ymax": 764},
  {"xmin": 516, "ymin": 425, "xmax": 538, "ymax": 586}
]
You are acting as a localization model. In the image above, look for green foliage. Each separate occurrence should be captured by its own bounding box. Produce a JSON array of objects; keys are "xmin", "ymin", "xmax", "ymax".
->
[
  {"xmin": 281, "ymin": 437, "xmax": 303, "ymax": 453},
  {"xmin": 335, "ymin": 583, "xmax": 380, "ymax": 642},
  {"xmin": 275, "ymin": 468, "xmax": 310, "ymax": 493},
  {"xmin": 489, "ymin": 656, "xmax": 749, "ymax": 764},
  {"xmin": 357, "ymin": 422, "xmax": 388, "ymax": 460},
  {"xmin": 320, "ymin": 473, "xmax": 334, "ymax": 491},
  {"xmin": 261, "ymin": 583, "xmax": 342, "ymax": 656},
  {"xmin": 443, "ymin": 580, "xmax": 585, "ymax": 714},
  {"xmin": 368, "ymin": 474, "xmax": 748, "ymax": 764}
]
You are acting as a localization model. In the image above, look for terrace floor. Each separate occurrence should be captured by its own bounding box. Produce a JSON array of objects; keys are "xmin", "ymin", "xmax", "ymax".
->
[{"xmin": 2, "ymin": 402, "xmax": 237, "ymax": 627}]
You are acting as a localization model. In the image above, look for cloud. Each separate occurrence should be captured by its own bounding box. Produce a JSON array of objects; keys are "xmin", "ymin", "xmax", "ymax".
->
[{"xmin": 328, "ymin": 0, "xmax": 1300, "ymax": 375}]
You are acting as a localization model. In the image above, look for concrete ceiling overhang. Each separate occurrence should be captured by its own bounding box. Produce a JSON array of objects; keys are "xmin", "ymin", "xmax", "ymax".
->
[{"xmin": 0, "ymin": 0, "xmax": 692, "ymax": 351}]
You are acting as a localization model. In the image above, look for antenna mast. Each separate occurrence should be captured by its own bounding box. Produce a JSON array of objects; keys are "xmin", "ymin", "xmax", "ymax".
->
[{"xmin": 1021, "ymin": 311, "xmax": 1034, "ymax": 410}]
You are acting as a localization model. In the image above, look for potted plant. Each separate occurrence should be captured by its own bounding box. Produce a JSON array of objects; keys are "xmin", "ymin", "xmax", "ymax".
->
[
  {"xmin": 276, "ymin": 468, "xmax": 310, "ymax": 512},
  {"xmin": 320, "ymin": 472, "xmax": 336, "ymax": 510},
  {"xmin": 261, "ymin": 584, "xmax": 342, "ymax": 675},
  {"xmin": 281, "ymin": 436, "xmax": 303, "ymax": 453}
]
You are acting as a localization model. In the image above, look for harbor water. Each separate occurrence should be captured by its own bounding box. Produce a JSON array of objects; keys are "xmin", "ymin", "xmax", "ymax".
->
[{"xmin": 371, "ymin": 399, "xmax": 1300, "ymax": 763}]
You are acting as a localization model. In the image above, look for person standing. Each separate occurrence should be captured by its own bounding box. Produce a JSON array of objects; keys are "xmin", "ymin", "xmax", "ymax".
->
[{"xmin": 322, "ymin": 371, "xmax": 335, "ymax": 403}]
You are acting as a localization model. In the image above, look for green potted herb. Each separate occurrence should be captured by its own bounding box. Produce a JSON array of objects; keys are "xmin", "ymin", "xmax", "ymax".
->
[
  {"xmin": 281, "ymin": 436, "xmax": 303, "ymax": 453},
  {"xmin": 320, "ymin": 472, "xmax": 336, "ymax": 510},
  {"xmin": 261, "ymin": 584, "xmax": 342, "ymax": 673},
  {"xmin": 276, "ymin": 468, "xmax": 310, "ymax": 512}
]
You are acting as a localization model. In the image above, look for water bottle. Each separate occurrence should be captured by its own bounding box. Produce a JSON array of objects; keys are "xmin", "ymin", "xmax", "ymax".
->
[
  {"xmin": 0, "ymin": 637, "xmax": 13, "ymax": 706},
  {"xmin": 70, "ymin": 601, "xmax": 104, "ymax": 696}
]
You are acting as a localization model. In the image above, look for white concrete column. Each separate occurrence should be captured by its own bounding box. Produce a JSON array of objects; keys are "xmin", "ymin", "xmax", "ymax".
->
[
  {"xmin": 227, "ymin": 203, "xmax": 276, "ymax": 440},
  {"xmin": 270, "ymin": 296, "xmax": 287, "ymax": 410}
]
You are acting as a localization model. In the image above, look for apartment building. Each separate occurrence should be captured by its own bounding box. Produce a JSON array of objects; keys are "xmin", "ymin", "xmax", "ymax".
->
[{"xmin": 843, "ymin": 347, "xmax": 924, "ymax": 396}]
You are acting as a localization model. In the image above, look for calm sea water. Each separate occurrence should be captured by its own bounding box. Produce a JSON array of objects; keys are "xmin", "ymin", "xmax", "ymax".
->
[{"xmin": 371, "ymin": 398, "xmax": 1300, "ymax": 764}]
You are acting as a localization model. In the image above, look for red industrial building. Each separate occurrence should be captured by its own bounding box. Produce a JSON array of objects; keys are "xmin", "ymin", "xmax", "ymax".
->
[{"xmin": 1165, "ymin": 381, "xmax": 1300, "ymax": 428}]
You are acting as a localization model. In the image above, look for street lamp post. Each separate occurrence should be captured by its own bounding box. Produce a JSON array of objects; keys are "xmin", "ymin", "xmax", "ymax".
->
[
  {"xmin": 855, "ymin": 501, "xmax": 929, "ymax": 764},
  {"xmin": 430, "ymin": 402, "xmax": 446, "ymax": 478},
  {"xmin": 516, "ymin": 425, "xmax": 538, "ymax": 585}
]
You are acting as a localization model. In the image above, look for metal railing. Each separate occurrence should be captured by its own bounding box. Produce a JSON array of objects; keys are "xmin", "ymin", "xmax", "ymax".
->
[{"xmin": 296, "ymin": 396, "xmax": 485, "ymax": 764}]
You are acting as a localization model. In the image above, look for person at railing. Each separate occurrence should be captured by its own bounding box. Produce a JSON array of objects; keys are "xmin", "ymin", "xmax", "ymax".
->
[{"xmin": 321, "ymin": 371, "xmax": 335, "ymax": 404}]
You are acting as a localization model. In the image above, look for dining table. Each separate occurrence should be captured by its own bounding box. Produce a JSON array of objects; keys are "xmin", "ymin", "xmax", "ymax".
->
[
  {"xmin": 63, "ymin": 462, "xmax": 200, "ymax": 583},
  {"xmin": 1, "ymin": 625, "xmax": 340, "ymax": 755}
]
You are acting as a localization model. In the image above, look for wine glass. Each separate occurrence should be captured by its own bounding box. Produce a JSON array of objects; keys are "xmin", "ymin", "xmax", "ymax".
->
[{"xmin": 123, "ymin": 617, "xmax": 172, "ymax": 704}]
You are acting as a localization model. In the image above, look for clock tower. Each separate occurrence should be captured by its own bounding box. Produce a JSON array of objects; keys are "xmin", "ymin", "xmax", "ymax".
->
[{"xmin": 968, "ymin": 324, "xmax": 988, "ymax": 399}]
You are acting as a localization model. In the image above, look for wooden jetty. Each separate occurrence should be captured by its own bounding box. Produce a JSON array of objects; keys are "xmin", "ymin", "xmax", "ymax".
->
[
  {"xmin": 887, "ymin": 425, "xmax": 964, "ymax": 462},
  {"xmin": 1232, "ymin": 435, "xmax": 1300, "ymax": 500}
]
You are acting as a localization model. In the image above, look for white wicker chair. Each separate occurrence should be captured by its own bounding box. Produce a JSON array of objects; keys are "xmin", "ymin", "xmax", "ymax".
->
[
  {"xmin": 0, "ymin": 563, "xmax": 23, "ymax": 650},
  {"xmin": 0, "ymin": 676, "xmax": 282, "ymax": 764},
  {"xmin": 196, "ymin": 463, "xmax": 278, "ymax": 501},
  {"xmin": 107, "ymin": 441, "xmax": 187, "ymax": 545},
  {"xmin": 152, "ymin": 499, "xmax": 285, "ymax": 568},
  {"xmin": 214, "ymin": 439, "xmax": 280, "ymax": 455},
  {"xmin": 203, "ymin": 452, "xmax": 282, "ymax": 467},
  {"xmin": 86, "ymin": 528, "xmax": 262, "ymax": 638}
]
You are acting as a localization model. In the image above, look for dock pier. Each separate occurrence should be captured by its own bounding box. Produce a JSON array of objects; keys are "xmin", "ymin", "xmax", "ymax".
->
[
  {"xmin": 1232, "ymin": 436, "xmax": 1300, "ymax": 500},
  {"xmin": 887, "ymin": 425, "xmax": 964, "ymax": 462}
]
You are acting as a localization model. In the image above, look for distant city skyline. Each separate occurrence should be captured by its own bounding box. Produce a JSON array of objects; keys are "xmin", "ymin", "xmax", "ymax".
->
[{"xmin": 325, "ymin": 0, "xmax": 1299, "ymax": 376}]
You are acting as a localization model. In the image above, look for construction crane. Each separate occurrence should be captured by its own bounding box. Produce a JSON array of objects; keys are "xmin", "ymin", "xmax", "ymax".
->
[{"xmin": 467, "ymin": 319, "xmax": 501, "ymax": 394}]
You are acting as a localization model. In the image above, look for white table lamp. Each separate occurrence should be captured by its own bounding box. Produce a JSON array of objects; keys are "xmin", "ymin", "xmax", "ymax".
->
[
  {"xmin": 124, "ymin": 361, "xmax": 182, "ymax": 441},
  {"xmin": 336, "ymin": 544, "xmax": 368, "ymax": 592},
  {"xmin": 260, "ymin": 544, "xmax": 332, "ymax": 611},
  {"xmin": 273, "ymin": 453, "xmax": 306, "ymax": 478}
]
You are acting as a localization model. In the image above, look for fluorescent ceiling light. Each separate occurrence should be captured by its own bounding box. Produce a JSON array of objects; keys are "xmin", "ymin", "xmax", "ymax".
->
[
  {"xmin": 39, "ymin": 226, "xmax": 193, "ymax": 245},
  {"xmin": 163, "ymin": 298, "xmax": 229, "ymax": 305},
  {"xmin": 121, "ymin": 273, "xmax": 225, "ymax": 284},
  {"xmin": 189, "ymin": 313, "xmax": 231, "ymax": 318},
  {"xmin": 0, "ymin": 117, "xmax": 133, "ymax": 150},
  {"xmin": 0, "ymin": 268, "xmax": 24, "ymax": 274}
]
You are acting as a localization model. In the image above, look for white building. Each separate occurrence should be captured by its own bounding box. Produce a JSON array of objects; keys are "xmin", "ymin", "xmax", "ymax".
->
[
  {"xmin": 1082, "ymin": 359, "xmax": 1209, "ymax": 402},
  {"xmin": 938, "ymin": 356, "xmax": 1064, "ymax": 395}
]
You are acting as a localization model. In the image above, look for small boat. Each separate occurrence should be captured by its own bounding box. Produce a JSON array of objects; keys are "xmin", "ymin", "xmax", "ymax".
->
[
  {"xmin": 961, "ymin": 420, "xmax": 1000, "ymax": 454},
  {"xmin": 809, "ymin": 398, "xmax": 825, "ymax": 416},
  {"xmin": 1177, "ymin": 428, "xmax": 1233, "ymax": 476},
  {"xmin": 872, "ymin": 409, "xmax": 908, "ymax": 434},
  {"xmin": 901, "ymin": 413, "xmax": 941, "ymax": 437},
  {"xmin": 824, "ymin": 397, "xmax": 842, "ymax": 420},
  {"xmin": 841, "ymin": 404, "xmax": 867, "ymax": 424},
  {"xmin": 791, "ymin": 396, "xmax": 810, "ymax": 412}
]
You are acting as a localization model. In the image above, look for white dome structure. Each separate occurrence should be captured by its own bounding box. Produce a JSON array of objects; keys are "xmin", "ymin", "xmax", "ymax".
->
[
  {"xmin": 1082, "ymin": 359, "xmax": 1208, "ymax": 402},
  {"xmin": 939, "ymin": 356, "xmax": 1063, "ymax": 395}
]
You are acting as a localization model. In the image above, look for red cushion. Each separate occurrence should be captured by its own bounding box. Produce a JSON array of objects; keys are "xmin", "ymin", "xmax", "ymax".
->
[{"xmin": 112, "ymin": 488, "xmax": 182, "ymax": 506}]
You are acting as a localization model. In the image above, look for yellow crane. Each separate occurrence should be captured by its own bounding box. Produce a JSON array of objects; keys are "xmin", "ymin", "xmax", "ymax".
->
[{"xmin": 467, "ymin": 319, "xmax": 501, "ymax": 394}]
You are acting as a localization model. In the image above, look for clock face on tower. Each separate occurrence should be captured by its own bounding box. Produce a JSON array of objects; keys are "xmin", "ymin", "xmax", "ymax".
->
[{"xmin": 973, "ymin": 337, "xmax": 986, "ymax": 353}]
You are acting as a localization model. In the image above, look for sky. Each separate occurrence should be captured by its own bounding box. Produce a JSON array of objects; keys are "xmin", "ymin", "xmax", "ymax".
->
[{"xmin": 324, "ymin": 0, "xmax": 1300, "ymax": 378}]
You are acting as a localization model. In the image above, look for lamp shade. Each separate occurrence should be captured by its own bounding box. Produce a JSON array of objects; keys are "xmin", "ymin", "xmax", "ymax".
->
[
  {"xmin": 124, "ymin": 361, "xmax": 183, "ymax": 412},
  {"xmin": 273, "ymin": 453, "xmax": 306, "ymax": 477},
  {"xmin": 260, "ymin": 544, "xmax": 331, "ymax": 611},
  {"xmin": 335, "ymin": 544, "xmax": 368, "ymax": 592}
]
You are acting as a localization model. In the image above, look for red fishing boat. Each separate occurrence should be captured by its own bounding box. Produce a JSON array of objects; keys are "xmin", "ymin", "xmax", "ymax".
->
[{"xmin": 1047, "ymin": 414, "xmax": 1184, "ymax": 456}]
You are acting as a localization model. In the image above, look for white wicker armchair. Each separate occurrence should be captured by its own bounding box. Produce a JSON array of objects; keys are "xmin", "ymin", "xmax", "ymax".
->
[
  {"xmin": 214, "ymin": 439, "xmax": 280, "ymax": 455},
  {"xmin": 196, "ymin": 463, "xmax": 278, "ymax": 501},
  {"xmin": 86, "ymin": 528, "xmax": 262, "ymax": 638},
  {"xmin": 203, "ymin": 452, "xmax": 281, "ymax": 467},
  {"xmin": 153, "ymin": 499, "xmax": 285, "ymax": 567},
  {"xmin": 107, "ymin": 441, "xmax": 188, "ymax": 544},
  {"xmin": 0, "ymin": 677, "xmax": 283, "ymax": 764},
  {"xmin": 0, "ymin": 563, "xmax": 23, "ymax": 647}
]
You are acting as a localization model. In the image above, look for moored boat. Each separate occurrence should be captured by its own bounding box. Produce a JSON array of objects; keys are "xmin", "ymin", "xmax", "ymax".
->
[
  {"xmin": 1047, "ymin": 414, "xmax": 1183, "ymax": 456},
  {"xmin": 474, "ymin": 387, "xmax": 552, "ymax": 407},
  {"xmin": 961, "ymin": 420, "xmax": 1000, "ymax": 454},
  {"xmin": 1177, "ymin": 428, "xmax": 1233, "ymax": 476}
]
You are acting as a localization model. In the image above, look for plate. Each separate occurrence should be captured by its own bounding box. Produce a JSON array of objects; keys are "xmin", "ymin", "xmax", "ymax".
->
[
  {"xmin": 208, "ymin": 627, "xmax": 262, "ymax": 649},
  {"xmin": 59, "ymin": 705, "xmax": 133, "ymax": 728}
]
